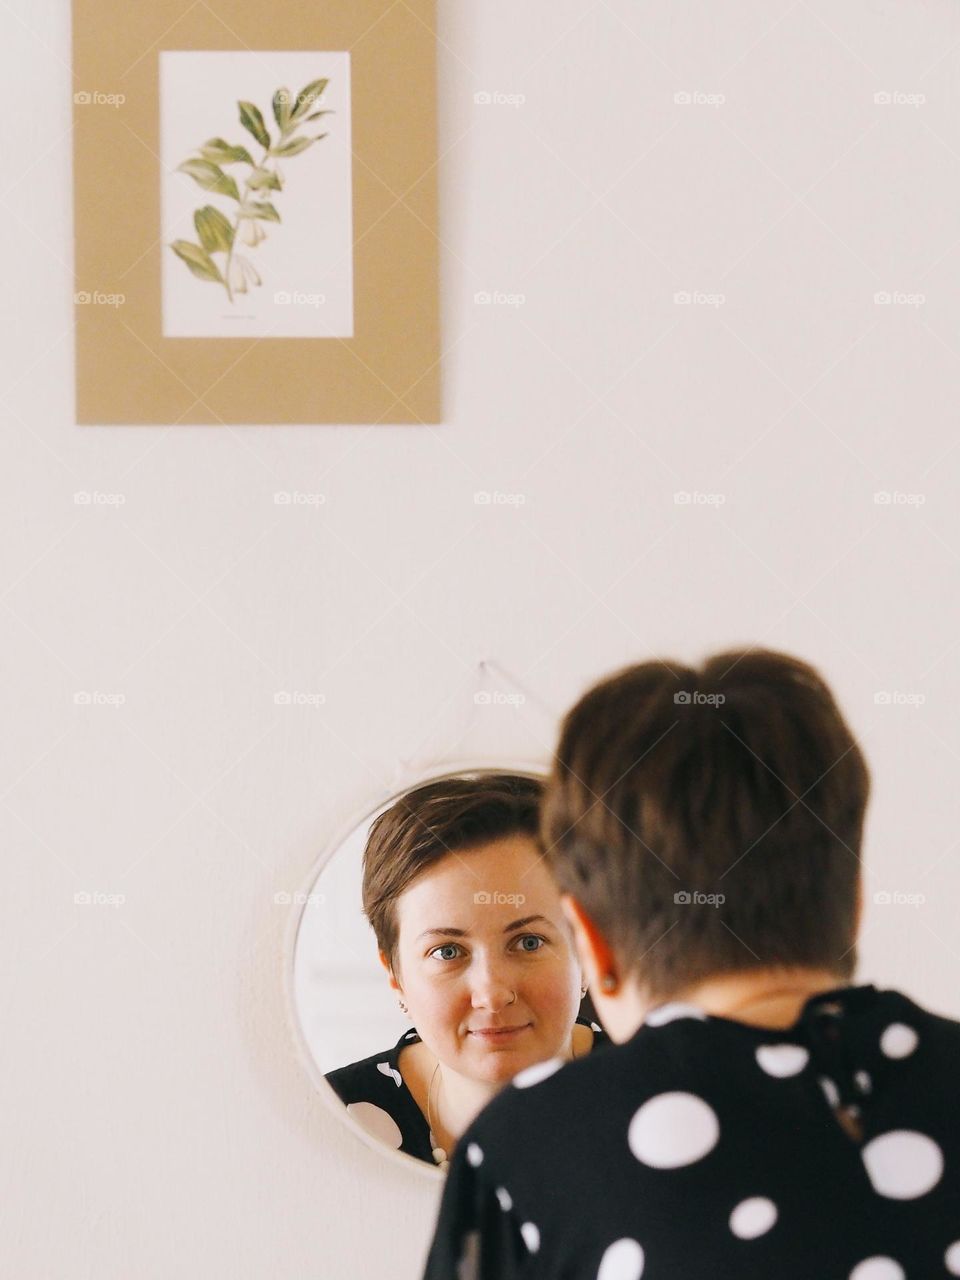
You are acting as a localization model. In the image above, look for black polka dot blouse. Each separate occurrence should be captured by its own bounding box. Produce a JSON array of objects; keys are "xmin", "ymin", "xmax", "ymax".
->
[
  {"xmin": 420, "ymin": 983, "xmax": 960, "ymax": 1279},
  {"xmin": 325, "ymin": 1016, "xmax": 610, "ymax": 1170}
]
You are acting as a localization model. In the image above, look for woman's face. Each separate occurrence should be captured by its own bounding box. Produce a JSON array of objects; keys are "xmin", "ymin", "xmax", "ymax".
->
[{"xmin": 388, "ymin": 835, "xmax": 585, "ymax": 1084}]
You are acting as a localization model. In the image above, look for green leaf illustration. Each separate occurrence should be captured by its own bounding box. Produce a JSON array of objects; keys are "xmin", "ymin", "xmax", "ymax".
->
[
  {"xmin": 272, "ymin": 134, "xmax": 326, "ymax": 157},
  {"xmin": 240, "ymin": 200, "xmax": 281, "ymax": 223},
  {"xmin": 175, "ymin": 158, "xmax": 240, "ymax": 201},
  {"xmin": 246, "ymin": 167, "xmax": 282, "ymax": 191},
  {"xmin": 194, "ymin": 205, "xmax": 234, "ymax": 253},
  {"xmin": 290, "ymin": 78, "xmax": 328, "ymax": 122},
  {"xmin": 172, "ymin": 77, "xmax": 332, "ymax": 303},
  {"xmin": 272, "ymin": 87, "xmax": 293, "ymax": 132},
  {"xmin": 170, "ymin": 239, "xmax": 224, "ymax": 283},
  {"xmin": 199, "ymin": 137, "xmax": 254, "ymax": 166},
  {"xmin": 238, "ymin": 100, "xmax": 271, "ymax": 149}
]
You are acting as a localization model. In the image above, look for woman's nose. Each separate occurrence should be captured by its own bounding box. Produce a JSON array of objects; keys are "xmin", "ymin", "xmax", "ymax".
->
[{"xmin": 469, "ymin": 958, "xmax": 515, "ymax": 1009}]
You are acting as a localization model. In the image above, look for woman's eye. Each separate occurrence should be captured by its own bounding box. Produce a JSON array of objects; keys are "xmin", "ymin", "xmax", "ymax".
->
[
  {"xmin": 514, "ymin": 934, "xmax": 546, "ymax": 953},
  {"xmin": 429, "ymin": 943, "xmax": 463, "ymax": 961}
]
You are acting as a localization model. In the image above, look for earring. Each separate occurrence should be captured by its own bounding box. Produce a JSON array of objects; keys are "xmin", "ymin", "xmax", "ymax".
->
[
  {"xmin": 600, "ymin": 974, "xmax": 618, "ymax": 992},
  {"xmin": 398, "ymin": 999, "xmax": 409, "ymax": 1015},
  {"xmin": 579, "ymin": 985, "xmax": 587, "ymax": 999}
]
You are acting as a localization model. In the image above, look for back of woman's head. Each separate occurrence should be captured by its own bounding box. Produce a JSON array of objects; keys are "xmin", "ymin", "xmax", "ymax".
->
[
  {"xmin": 540, "ymin": 649, "xmax": 870, "ymax": 1002},
  {"xmin": 362, "ymin": 773, "xmax": 543, "ymax": 977}
]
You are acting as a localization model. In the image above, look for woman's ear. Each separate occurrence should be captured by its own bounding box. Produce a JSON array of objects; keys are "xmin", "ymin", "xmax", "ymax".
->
[
  {"xmin": 378, "ymin": 949, "xmax": 401, "ymax": 993},
  {"xmin": 560, "ymin": 894, "xmax": 618, "ymax": 989}
]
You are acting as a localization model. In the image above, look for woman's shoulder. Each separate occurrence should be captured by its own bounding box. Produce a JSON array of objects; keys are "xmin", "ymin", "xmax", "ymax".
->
[{"xmin": 324, "ymin": 1028, "xmax": 419, "ymax": 1104}]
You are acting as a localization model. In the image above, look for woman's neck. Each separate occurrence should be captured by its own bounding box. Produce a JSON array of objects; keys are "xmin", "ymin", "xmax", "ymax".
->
[
  {"xmin": 665, "ymin": 967, "xmax": 848, "ymax": 1029},
  {"xmin": 430, "ymin": 1026, "xmax": 582, "ymax": 1152}
]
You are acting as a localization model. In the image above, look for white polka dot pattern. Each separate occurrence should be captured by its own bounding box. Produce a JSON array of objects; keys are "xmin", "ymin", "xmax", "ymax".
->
[
  {"xmin": 628, "ymin": 1092, "xmax": 720, "ymax": 1168},
  {"xmin": 861, "ymin": 1130, "xmax": 944, "ymax": 1199},
  {"xmin": 880, "ymin": 1023, "xmax": 918, "ymax": 1060},
  {"xmin": 520, "ymin": 1222, "xmax": 540, "ymax": 1253},
  {"xmin": 849, "ymin": 1257, "xmax": 904, "ymax": 1280},
  {"xmin": 755, "ymin": 1043, "xmax": 810, "ymax": 1077},
  {"xmin": 729, "ymin": 1196, "xmax": 777, "ymax": 1239},
  {"xmin": 376, "ymin": 1061, "xmax": 402, "ymax": 1087},
  {"xmin": 597, "ymin": 1237, "xmax": 645, "ymax": 1279},
  {"xmin": 945, "ymin": 1240, "xmax": 960, "ymax": 1274},
  {"xmin": 345, "ymin": 1101, "xmax": 403, "ymax": 1149},
  {"xmin": 466, "ymin": 1142, "xmax": 483, "ymax": 1167},
  {"xmin": 512, "ymin": 1057, "xmax": 564, "ymax": 1089}
]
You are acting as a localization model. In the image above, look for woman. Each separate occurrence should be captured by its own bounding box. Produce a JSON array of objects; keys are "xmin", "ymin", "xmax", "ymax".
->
[
  {"xmin": 324, "ymin": 773, "xmax": 609, "ymax": 1170},
  {"xmin": 422, "ymin": 650, "xmax": 960, "ymax": 1277}
]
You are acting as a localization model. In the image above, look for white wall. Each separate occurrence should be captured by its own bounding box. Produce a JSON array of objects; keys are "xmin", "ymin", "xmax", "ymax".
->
[{"xmin": 3, "ymin": 1, "xmax": 960, "ymax": 1276}]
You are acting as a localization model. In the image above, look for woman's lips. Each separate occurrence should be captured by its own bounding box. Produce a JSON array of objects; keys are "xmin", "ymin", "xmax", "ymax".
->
[{"xmin": 468, "ymin": 1024, "xmax": 531, "ymax": 1040}]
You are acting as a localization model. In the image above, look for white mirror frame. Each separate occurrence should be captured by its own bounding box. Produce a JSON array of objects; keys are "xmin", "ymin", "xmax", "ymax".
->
[{"xmin": 283, "ymin": 756, "xmax": 548, "ymax": 1179}]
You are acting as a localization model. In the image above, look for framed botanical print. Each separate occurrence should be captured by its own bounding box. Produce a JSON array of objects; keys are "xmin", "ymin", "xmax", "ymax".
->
[{"xmin": 73, "ymin": 0, "xmax": 440, "ymax": 424}]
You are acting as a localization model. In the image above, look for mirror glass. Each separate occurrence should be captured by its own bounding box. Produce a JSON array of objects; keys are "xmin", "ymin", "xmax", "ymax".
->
[{"xmin": 289, "ymin": 765, "xmax": 604, "ymax": 1175}]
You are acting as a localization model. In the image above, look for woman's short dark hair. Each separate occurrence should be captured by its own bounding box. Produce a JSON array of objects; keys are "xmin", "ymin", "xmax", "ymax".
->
[
  {"xmin": 540, "ymin": 649, "xmax": 870, "ymax": 1002},
  {"xmin": 362, "ymin": 772, "xmax": 543, "ymax": 977}
]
